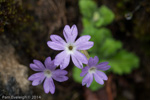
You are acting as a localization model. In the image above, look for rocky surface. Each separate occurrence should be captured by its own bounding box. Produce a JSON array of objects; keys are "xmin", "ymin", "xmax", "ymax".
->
[{"xmin": 0, "ymin": 36, "xmax": 30, "ymax": 94}]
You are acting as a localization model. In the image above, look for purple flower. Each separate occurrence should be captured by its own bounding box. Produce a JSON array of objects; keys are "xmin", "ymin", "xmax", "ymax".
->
[
  {"xmin": 80, "ymin": 56, "xmax": 110, "ymax": 87},
  {"xmin": 28, "ymin": 57, "xmax": 68, "ymax": 94},
  {"xmin": 47, "ymin": 25, "xmax": 94, "ymax": 69}
]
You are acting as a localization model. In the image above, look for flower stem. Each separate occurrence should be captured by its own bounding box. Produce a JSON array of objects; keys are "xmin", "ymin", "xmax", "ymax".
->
[{"xmin": 81, "ymin": 50, "xmax": 90, "ymax": 60}]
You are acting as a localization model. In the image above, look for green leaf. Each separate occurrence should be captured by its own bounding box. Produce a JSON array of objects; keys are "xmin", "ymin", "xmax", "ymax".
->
[
  {"xmin": 108, "ymin": 50, "xmax": 139, "ymax": 75},
  {"xmin": 97, "ymin": 5, "xmax": 115, "ymax": 26},
  {"xmin": 82, "ymin": 27, "xmax": 112, "ymax": 55},
  {"xmin": 89, "ymin": 79, "xmax": 103, "ymax": 91},
  {"xmin": 82, "ymin": 27, "xmax": 112, "ymax": 39},
  {"xmin": 72, "ymin": 67, "xmax": 83, "ymax": 83},
  {"xmin": 99, "ymin": 38, "xmax": 122, "ymax": 57},
  {"xmin": 92, "ymin": 11, "xmax": 104, "ymax": 27},
  {"xmin": 82, "ymin": 18, "xmax": 92, "ymax": 28},
  {"xmin": 79, "ymin": 0, "xmax": 97, "ymax": 19}
]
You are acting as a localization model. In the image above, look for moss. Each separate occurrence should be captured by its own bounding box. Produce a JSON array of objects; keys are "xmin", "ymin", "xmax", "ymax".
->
[
  {"xmin": 0, "ymin": 0, "xmax": 32, "ymax": 33},
  {"xmin": 0, "ymin": 0, "xmax": 51, "ymax": 63}
]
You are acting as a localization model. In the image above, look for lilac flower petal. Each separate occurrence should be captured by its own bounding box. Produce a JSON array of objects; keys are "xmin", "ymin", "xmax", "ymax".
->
[
  {"xmin": 96, "ymin": 62, "xmax": 110, "ymax": 71},
  {"xmin": 50, "ymin": 35, "xmax": 66, "ymax": 45},
  {"xmin": 88, "ymin": 57, "xmax": 94, "ymax": 67},
  {"xmin": 33, "ymin": 60, "xmax": 45, "ymax": 71},
  {"xmin": 30, "ymin": 64, "xmax": 44, "ymax": 71},
  {"xmin": 70, "ymin": 25, "xmax": 78, "ymax": 42},
  {"xmin": 82, "ymin": 73, "xmax": 93, "ymax": 87},
  {"xmin": 75, "ymin": 35, "xmax": 91, "ymax": 46},
  {"xmin": 54, "ymin": 51, "xmax": 68, "ymax": 66},
  {"xmin": 82, "ymin": 73, "xmax": 90, "ymax": 86},
  {"xmin": 94, "ymin": 72, "xmax": 104, "ymax": 85},
  {"xmin": 93, "ymin": 56, "xmax": 99, "ymax": 65},
  {"xmin": 73, "ymin": 51, "xmax": 88, "ymax": 64},
  {"xmin": 52, "ymin": 69, "xmax": 68, "ymax": 76},
  {"xmin": 95, "ymin": 70, "xmax": 108, "ymax": 80},
  {"xmin": 86, "ymin": 74, "xmax": 93, "ymax": 87},
  {"xmin": 71, "ymin": 55, "xmax": 83, "ymax": 69},
  {"xmin": 60, "ymin": 54, "xmax": 70, "ymax": 69},
  {"xmin": 63, "ymin": 25, "xmax": 72, "ymax": 42},
  {"xmin": 47, "ymin": 41, "xmax": 64, "ymax": 50},
  {"xmin": 44, "ymin": 78, "xmax": 55, "ymax": 94},
  {"xmin": 88, "ymin": 56, "xmax": 99, "ymax": 67},
  {"xmin": 97, "ymin": 65, "xmax": 110, "ymax": 71},
  {"xmin": 76, "ymin": 41, "xmax": 94, "ymax": 50},
  {"xmin": 44, "ymin": 57, "xmax": 56, "ymax": 70},
  {"xmin": 28, "ymin": 72, "xmax": 44, "ymax": 81},
  {"xmin": 80, "ymin": 67, "xmax": 89, "ymax": 77},
  {"xmin": 32, "ymin": 75, "xmax": 45, "ymax": 86},
  {"xmin": 52, "ymin": 76, "xmax": 68, "ymax": 82},
  {"xmin": 63, "ymin": 25, "xmax": 78, "ymax": 43},
  {"xmin": 44, "ymin": 57, "xmax": 51, "ymax": 67}
]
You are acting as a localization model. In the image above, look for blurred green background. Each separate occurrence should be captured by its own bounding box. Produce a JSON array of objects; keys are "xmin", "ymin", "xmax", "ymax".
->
[{"xmin": 0, "ymin": 0, "xmax": 150, "ymax": 100}]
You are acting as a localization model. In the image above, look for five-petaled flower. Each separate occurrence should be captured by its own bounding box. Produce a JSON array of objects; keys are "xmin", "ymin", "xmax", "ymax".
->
[
  {"xmin": 80, "ymin": 56, "xmax": 110, "ymax": 87},
  {"xmin": 28, "ymin": 57, "xmax": 68, "ymax": 94},
  {"xmin": 47, "ymin": 25, "xmax": 94, "ymax": 69}
]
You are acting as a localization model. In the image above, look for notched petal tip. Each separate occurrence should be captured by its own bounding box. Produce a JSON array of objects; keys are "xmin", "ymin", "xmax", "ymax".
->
[
  {"xmin": 47, "ymin": 41, "xmax": 64, "ymax": 50},
  {"xmin": 46, "ymin": 57, "xmax": 51, "ymax": 61},
  {"xmin": 71, "ymin": 24, "xmax": 77, "ymax": 30},
  {"xmin": 90, "ymin": 41, "xmax": 94, "ymax": 46},
  {"xmin": 64, "ymin": 25, "xmax": 70, "ymax": 28},
  {"xmin": 94, "ymin": 56, "xmax": 99, "ymax": 60},
  {"xmin": 107, "ymin": 65, "xmax": 111, "ymax": 69},
  {"xmin": 32, "ymin": 80, "xmax": 42, "ymax": 86},
  {"xmin": 28, "ymin": 77, "xmax": 32, "ymax": 81},
  {"xmin": 86, "ymin": 84, "xmax": 90, "ymax": 88},
  {"xmin": 50, "ymin": 34, "xmax": 58, "ymax": 40},
  {"xmin": 61, "ymin": 70, "xmax": 68, "ymax": 75},
  {"xmin": 72, "ymin": 24, "xmax": 77, "ymax": 27},
  {"xmin": 80, "ymin": 73, "xmax": 86, "ymax": 77},
  {"xmin": 50, "ymin": 91, "xmax": 55, "ymax": 94}
]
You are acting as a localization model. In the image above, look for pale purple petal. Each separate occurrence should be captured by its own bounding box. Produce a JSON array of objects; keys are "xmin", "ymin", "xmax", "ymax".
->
[
  {"xmin": 47, "ymin": 41, "xmax": 64, "ymax": 50},
  {"xmin": 32, "ymin": 74, "xmax": 45, "ymax": 86},
  {"xmin": 44, "ymin": 57, "xmax": 56, "ymax": 70},
  {"xmin": 60, "ymin": 54, "xmax": 70, "ymax": 69},
  {"xmin": 73, "ymin": 51, "xmax": 88, "ymax": 64},
  {"xmin": 33, "ymin": 60, "xmax": 45, "ymax": 71},
  {"xmin": 80, "ymin": 67, "xmax": 89, "ymax": 77},
  {"xmin": 71, "ymin": 54, "xmax": 83, "ymax": 69},
  {"xmin": 28, "ymin": 72, "xmax": 44, "ymax": 81},
  {"xmin": 82, "ymin": 73, "xmax": 93, "ymax": 87},
  {"xmin": 50, "ymin": 35, "xmax": 66, "ymax": 45},
  {"xmin": 30, "ymin": 64, "xmax": 44, "ymax": 71},
  {"xmin": 43, "ymin": 78, "xmax": 55, "ymax": 94},
  {"xmin": 44, "ymin": 57, "xmax": 51, "ymax": 68},
  {"xmin": 95, "ymin": 70, "xmax": 108, "ymax": 80},
  {"xmin": 76, "ymin": 41, "xmax": 94, "ymax": 50},
  {"xmin": 82, "ymin": 73, "xmax": 90, "ymax": 86},
  {"xmin": 70, "ymin": 25, "xmax": 78, "ymax": 42},
  {"xmin": 88, "ymin": 57, "xmax": 94, "ymax": 67},
  {"xmin": 63, "ymin": 25, "xmax": 72, "ymax": 42},
  {"xmin": 93, "ymin": 56, "xmax": 99, "ymax": 65},
  {"xmin": 54, "ymin": 51, "xmax": 68, "ymax": 66},
  {"xmin": 86, "ymin": 74, "xmax": 93, "ymax": 87},
  {"xmin": 52, "ymin": 76, "xmax": 68, "ymax": 82},
  {"xmin": 52, "ymin": 69, "xmax": 68, "ymax": 76},
  {"xmin": 75, "ymin": 35, "xmax": 91, "ymax": 46},
  {"xmin": 63, "ymin": 25, "xmax": 78, "ymax": 43},
  {"xmin": 96, "ymin": 62, "xmax": 110, "ymax": 71},
  {"xmin": 94, "ymin": 72, "xmax": 104, "ymax": 85},
  {"xmin": 88, "ymin": 56, "xmax": 99, "ymax": 67}
]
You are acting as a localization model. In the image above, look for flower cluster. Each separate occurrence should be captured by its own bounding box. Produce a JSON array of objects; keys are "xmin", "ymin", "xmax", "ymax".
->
[{"xmin": 28, "ymin": 25, "xmax": 110, "ymax": 94}]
